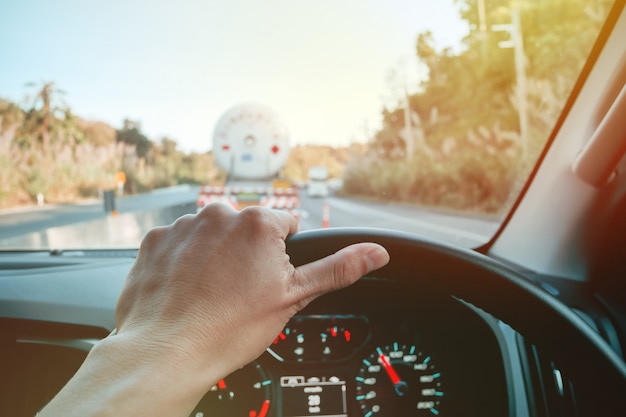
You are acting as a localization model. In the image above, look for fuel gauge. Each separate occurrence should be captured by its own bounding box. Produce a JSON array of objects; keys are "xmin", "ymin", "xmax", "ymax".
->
[{"xmin": 320, "ymin": 324, "xmax": 354, "ymax": 359}]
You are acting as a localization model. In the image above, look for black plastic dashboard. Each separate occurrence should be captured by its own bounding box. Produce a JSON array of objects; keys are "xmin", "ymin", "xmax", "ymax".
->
[
  {"xmin": 0, "ymin": 251, "xmax": 512, "ymax": 417},
  {"xmin": 2, "ymin": 237, "xmax": 625, "ymax": 417},
  {"xmin": 189, "ymin": 284, "xmax": 510, "ymax": 417}
]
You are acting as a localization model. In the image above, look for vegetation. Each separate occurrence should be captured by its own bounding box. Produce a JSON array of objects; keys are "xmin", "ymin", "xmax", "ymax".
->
[
  {"xmin": 284, "ymin": 143, "xmax": 367, "ymax": 184},
  {"xmin": 343, "ymin": 0, "xmax": 613, "ymax": 213},
  {"xmin": 0, "ymin": 83, "xmax": 215, "ymax": 208}
]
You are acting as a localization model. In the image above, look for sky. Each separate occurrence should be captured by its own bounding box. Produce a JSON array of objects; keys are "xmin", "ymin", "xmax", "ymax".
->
[{"xmin": 0, "ymin": 0, "xmax": 468, "ymax": 153}]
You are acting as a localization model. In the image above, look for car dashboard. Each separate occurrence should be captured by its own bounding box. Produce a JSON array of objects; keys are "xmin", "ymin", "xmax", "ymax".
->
[
  {"xmin": 0, "ymin": 248, "xmax": 620, "ymax": 416},
  {"xmin": 191, "ymin": 286, "xmax": 510, "ymax": 417}
]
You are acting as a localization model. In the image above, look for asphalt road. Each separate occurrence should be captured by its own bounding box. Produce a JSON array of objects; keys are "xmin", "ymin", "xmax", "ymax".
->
[
  {"xmin": 298, "ymin": 193, "xmax": 500, "ymax": 247},
  {"xmin": 0, "ymin": 185, "xmax": 200, "ymax": 241},
  {"xmin": 0, "ymin": 186, "xmax": 501, "ymax": 248}
]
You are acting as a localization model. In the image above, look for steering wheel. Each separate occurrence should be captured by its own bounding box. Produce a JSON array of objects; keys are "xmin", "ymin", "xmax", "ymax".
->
[{"xmin": 286, "ymin": 228, "xmax": 626, "ymax": 416}]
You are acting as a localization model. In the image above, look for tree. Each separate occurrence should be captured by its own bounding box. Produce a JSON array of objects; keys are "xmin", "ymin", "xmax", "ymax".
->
[
  {"xmin": 116, "ymin": 118, "xmax": 152, "ymax": 159},
  {"xmin": 343, "ymin": 0, "xmax": 612, "ymax": 213},
  {"xmin": 23, "ymin": 81, "xmax": 67, "ymax": 149}
]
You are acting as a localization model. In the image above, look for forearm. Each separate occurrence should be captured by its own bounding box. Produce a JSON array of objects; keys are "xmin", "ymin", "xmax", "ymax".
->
[{"xmin": 37, "ymin": 334, "xmax": 212, "ymax": 417}]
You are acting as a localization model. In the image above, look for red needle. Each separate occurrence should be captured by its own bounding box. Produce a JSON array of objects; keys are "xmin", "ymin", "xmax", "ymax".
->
[
  {"xmin": 251, "ymin": 400, "xmax": 270, "ymax": 417},
  {"xmin": 378, "ymin": 354, "xmax": 401, "ymax": 385}
]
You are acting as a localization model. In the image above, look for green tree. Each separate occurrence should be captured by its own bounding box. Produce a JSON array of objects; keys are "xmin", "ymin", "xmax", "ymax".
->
[
  {"xmin": 116, "ymin": 119, "xmax": 152, "ymax": 159},
  {"xmin": 23, "ymin": 81, "xmax": 67, "ymax": 149},
  {"xmin": 344, "ymin": 0, "xmax": 612, "ymax": 213}
]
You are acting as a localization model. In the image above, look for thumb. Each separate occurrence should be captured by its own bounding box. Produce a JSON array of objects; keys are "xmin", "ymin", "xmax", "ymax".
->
[{"xmin": 290, "ymin": 243, "xmax": 390, "ymax": 310}]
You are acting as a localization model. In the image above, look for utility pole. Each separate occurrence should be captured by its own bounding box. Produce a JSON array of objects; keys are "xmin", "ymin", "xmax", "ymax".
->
[
  {"xmin": 403, "ymin": 86, "xmax": 414, "ymax": 161},
  {"xmin": 492, "ymin": 8, "xmax": 528, "ymax": 159},
  {"xmin": 477, "ymin": 0, "xmax": 487, "ymax": 32},
  {"xmin": 477, "ymin": 0, "xmax": 488, "ymax": 58},
  {"xmin": 396, "ymin": 57, "xmax": 415, "ymax": 161}
]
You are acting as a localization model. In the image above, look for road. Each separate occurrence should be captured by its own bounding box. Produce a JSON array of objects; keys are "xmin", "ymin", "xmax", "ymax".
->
[
  {"xmin": 0, "ymin": 185, "xmax": 200, "ymax": 241},
  {"xmin": 298, "ymin": 193, "xmax": 500, "ymax": 247},
  {"xmin": 0, "ymin": 186, "xmax": 500, "ymax": 249}
]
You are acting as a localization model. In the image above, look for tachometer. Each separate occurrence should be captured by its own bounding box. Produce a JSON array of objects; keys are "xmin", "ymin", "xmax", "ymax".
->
[
  {"xmin": 355, "ymin": 342, "xmax": 444, "ymax": 416},
  {"xmin": 190, "ymin": 362, "xmax": 272, "ymax": 417}
]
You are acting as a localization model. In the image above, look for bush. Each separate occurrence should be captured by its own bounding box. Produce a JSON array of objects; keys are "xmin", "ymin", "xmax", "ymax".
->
[{"xmin": 343, "ymin": 132, "xmax": 519, "ymax": 214}]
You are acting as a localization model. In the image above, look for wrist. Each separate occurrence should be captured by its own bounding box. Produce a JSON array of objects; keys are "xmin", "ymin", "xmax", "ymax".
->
[{"xmin": 38, "ymin": 332, "xmax": 216, "ymax": 417}]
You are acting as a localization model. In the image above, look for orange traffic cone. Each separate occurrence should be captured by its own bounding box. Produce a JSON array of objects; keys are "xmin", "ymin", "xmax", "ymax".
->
[{"xmin": 322, "ymin": 203, "xmax": 330, "ymax": 228}]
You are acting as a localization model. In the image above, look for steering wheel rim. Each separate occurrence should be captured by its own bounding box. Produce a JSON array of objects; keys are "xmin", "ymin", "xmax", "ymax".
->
[{"xmin": 286, "ymin": 227, "xmax": 626, "ymax": 415}]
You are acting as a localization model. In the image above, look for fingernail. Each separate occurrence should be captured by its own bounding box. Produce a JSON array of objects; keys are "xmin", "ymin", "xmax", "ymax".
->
[{"xmin": 365, "ymin": 245, "xmax": 390, "ymax": 271}]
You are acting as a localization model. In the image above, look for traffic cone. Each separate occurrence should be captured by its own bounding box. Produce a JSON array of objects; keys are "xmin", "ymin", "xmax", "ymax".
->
[{"xmin": 322, "ymin": 203, "xmax": 330, "ymax": 228}]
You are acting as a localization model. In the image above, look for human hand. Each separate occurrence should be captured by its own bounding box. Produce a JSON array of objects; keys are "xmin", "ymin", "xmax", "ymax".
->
[
  {"xmin": 116, "ymin": 203, "xmax": 389, "ymax": 380},
  {"xmin": 39, "ymin": 204, "xmax": 389, "ymax": 417}
]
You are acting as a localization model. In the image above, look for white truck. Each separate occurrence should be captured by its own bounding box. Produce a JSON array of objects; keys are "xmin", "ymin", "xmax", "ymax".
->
[
  {"xmin": 197, "ymin": 103, "xmax": 300, "ymax": 218},
  {"xmin": 307, "ymin": 166, "xmax": 329, "ymax": 197}
]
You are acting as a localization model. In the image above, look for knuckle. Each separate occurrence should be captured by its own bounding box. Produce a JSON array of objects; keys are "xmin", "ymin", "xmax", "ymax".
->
[
  {"xmin": 141, "ymin": 225, "xmax": 167, "ymax": 251},
  {"xmin": 332, "ymin": 254, "xmax": 358, "ymax": 289},
  {"xmin": 238, "ymin": 206, "xmax": 273, "ymax": 230},
  {"xmin": 239, "ymin": 205, "xmax": 268, "ymax": 221},
  {"xmin": 195, "ymin": 203, "xmax": 238, "ymax": 232},
  {"xmin": 171, "ymin": 213, "xmax": 195, "ymax": 228},
  {"xmin": 197, "ymin": 202, "xmax": 236, "ymax": 220}
]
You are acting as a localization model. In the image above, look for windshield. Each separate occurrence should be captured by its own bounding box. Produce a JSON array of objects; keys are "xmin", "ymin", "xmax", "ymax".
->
[{"xmin": 0, "ymin": 0, "xmax": 614, "ymax": 250}]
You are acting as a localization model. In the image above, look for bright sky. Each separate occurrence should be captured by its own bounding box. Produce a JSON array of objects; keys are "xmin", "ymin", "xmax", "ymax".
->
[{"xmin": 0, "ymin": 0, "xmax": 468, "ymax": 152}]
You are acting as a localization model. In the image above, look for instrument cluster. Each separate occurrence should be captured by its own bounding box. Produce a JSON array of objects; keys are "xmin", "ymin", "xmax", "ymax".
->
[{"xmin": 190, "ymin": 300, "xmax": 508, "ymax": 417}]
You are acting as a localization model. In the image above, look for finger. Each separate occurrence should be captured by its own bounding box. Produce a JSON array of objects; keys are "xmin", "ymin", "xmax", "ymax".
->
[
  {"xmin": 261, "ymin": 207, "xmax": 299, "ymax": 238},
  {"xmin": 290, "ymin": 243, "xmax": 389, "ymax": 308}
]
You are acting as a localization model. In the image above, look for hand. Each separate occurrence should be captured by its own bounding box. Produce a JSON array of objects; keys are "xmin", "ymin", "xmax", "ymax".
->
[
  {"xmin": 117, "ymin": 203, "xmax": 388, "ymax": 379},
  {"xmin": 39, "ymin": 204, "xmax": 389, "ymax": 417}
]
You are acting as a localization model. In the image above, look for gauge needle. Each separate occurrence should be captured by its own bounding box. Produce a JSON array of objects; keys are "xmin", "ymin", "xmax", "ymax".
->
[
  {"xmin": 378, "ymin": 353, "xmax": 401, "ymax": 385},
  {"xmin": 378, "ymin": 353, "xmax": 409, "ymax": 396},
  {"xmin": 249, "ymin": 399, "xmax": 271, "ymax": 417}
]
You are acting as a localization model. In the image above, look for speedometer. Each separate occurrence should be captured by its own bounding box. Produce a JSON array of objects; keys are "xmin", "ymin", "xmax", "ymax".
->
[{"xmin": 355, "ymin": 342, "xmax": 444, "ymax": 416}]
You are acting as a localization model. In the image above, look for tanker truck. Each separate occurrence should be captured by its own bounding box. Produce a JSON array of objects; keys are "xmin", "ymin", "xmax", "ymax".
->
[{"xmin": 197, "ymin": 103, "xmax": 300, "ymax": 219}]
